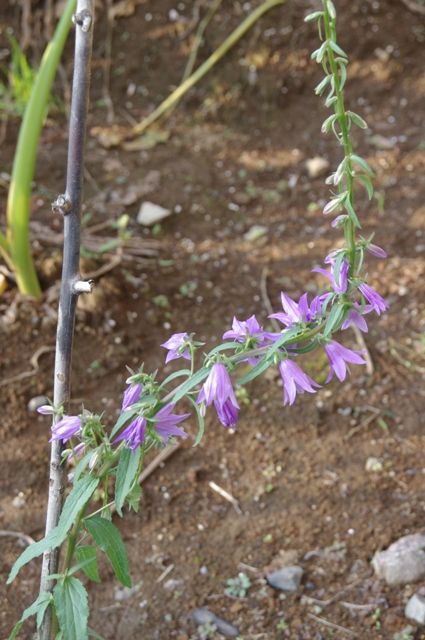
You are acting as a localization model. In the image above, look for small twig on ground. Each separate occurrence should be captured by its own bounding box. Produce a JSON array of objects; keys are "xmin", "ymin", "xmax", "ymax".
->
[
  {"xmin": 351, "ymin": 325, "xmax": 374, "ymax": 375},
  {"xmin": 208, "ymin": 481, "xmax": 243, "ymax": 515},
  {"xmin": 238, "ymin": 561, "xmax": 259, "ymax": 574},
  {"xmin": 339, "ymin": 601, "xmax": 382, "ymax": 613},
  {"xmin": 138, "ymin": 442, "xmax": 181, "ymax": 484},
  {"xmin": 156, "ymin": 564, "xmax": 174, "ymax": 584},
  {"xmin": 344, "ymin": 406, "xmax": 381, "ymax": 440},
  {"xmin": 308, "ymin": 613, "xmax": 357, "ymax": 637},
  {"xmin": 85, "ymin": 254, "xmax": 122, "ymax": 280},
  {"xmin": 0, "ymin": 345, "xmax": 55, "ymax": 387},
  {"xmin": 0, "ymin": 530, "xmax": 36, "ymax": 546},
  {"xmin": 260, "ymin": 267, "xmax": 280, "ymax": 331},
  {"xmin": 103, "ymin": 0, "xmax": 115, "ymax": 122},
  {"xmin": 20, "ymin": 0, "xmax": 32, "ymax": 50}
]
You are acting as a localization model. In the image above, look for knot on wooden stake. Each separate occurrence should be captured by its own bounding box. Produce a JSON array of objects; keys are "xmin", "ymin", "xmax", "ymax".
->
[
  {"xmin": 72, "ymin": 9, "xmax": 92, "ymax": 32},
  {"xmin": 73, "ymin": 279, "xmax": 94, "ymax": 294},
  {"xmin": 52, "ymin": 194, "xmax": 72, "ymax": 216}
]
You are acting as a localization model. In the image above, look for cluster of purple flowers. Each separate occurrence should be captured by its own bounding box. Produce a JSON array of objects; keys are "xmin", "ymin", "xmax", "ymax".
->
[{"xmin": 39, "ymin": 239, "xmax": 388, "ymax": 449}]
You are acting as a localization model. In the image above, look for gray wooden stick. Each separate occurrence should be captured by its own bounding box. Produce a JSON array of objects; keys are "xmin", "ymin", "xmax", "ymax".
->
[{"xmin": 39, "ymin": 2, "xmax": 94, "ymax": 637}]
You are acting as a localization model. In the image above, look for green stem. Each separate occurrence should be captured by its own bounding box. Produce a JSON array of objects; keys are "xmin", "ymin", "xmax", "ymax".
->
[
  {"xmin": 322, "ymin": 3, "xmax": 356, "ymax": 273},
  {"xmin": 6, "ymin": 0, "xmax": 76, "ymax": 298}
]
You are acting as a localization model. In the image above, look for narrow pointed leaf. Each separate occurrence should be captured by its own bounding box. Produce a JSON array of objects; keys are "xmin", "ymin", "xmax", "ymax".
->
[
  {"xmin": 75, "ymin": 545, "xmax": 100, "ymax": 583},
  {"xmin": 53, "ymin": 577, "xmax": 89, "ymax": 640},
  {"xmin": 8, "ymin": 475, "xmax": 99, "ymax": 583},
  {"xmin": 84, "ymin": 516, "xmax": 131, "ymax": 587},
  {"xmin": 115, "ymin": 447, "xmax": 141, "ymax": 516},
  {"xmin": 8, "ymin": 592, "xmax": 52, "ymax": 639}
]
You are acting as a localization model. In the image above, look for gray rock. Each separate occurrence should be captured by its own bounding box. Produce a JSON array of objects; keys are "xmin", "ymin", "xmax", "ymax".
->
[
  {"xmin": 191, "ymin": 608, "xmax": 239, "ymax": 637},
  {"xmin": 372, "ymin": 533, "xmax": 425, "ymax": 586},
  {"xmin": 305, "ymin": 156, "xmax": 330, "ymax": 179},
  {"xmin": 137, "ymin": 201, "xmax": 171, "ymax": 226},
  {"xmin": 28, "ymin": 395, "xmax": 49, "ymax": 412},
  {"xmin": 405, "ymin": 593, "xmax": 425, "ymax": 625},
  {"xmin": 266, "ymin": 565, "xmax": 304, "ymax": 592}
]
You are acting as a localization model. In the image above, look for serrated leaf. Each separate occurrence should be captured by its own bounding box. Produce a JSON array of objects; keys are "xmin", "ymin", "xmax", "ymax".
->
[
  {"xmin": 126, "ymin": 483, "xmax": 142, "ymax": 513},
  {"xmin": 8, "ymin": 476, "xmax": 99, "ymax": 583},
  {"xmin": 54, "ymin": 577, "xmax": 89, "ymax": 640},
  {"xmin": 76, "ymin": 546, "xmax": 100, "ymax": 583},
  {"xmin": 115, "ymin": 447, "xmax": 141, "ymax": 516},
  {"xmin": 237, "ymin": 357, "xmax": 271, "ymax": 385},
  {"xmin": 84, "ymin": 516, "xmax": 131, "ymax": 587},
  {"xmin": 171, "ymin": 367, "xmax": 209, "ymax": 404},
  {"xmin": 8, "ymin": 592, "xmax": 52, "ymax": 640}
]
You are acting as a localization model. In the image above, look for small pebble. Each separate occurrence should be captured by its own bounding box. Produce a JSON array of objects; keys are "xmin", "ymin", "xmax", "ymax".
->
[
  {"xmin": 191, "ymin": 608, "xmax": 239, "ymax": 637},
  {"xmin": 266, "ymin": 566, "xmax": 304, "ymax": 592},
  {"xmin": 405, "ymin": 592, "xmax": 425, "ymax": 625}
]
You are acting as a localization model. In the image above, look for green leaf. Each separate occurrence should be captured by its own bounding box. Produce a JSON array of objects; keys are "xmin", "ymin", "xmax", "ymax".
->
[
  {"xmin": 8, "ymin": 592, "xmax": 52, "ymax": 639},
  {"xmin": 237, "ymin": 357, "xmax": 271, "ymax": 385},
  {"xmin": 339, "ymin": 61, "xmax": 347, "ymax": 89},
  {"xmin": 75, "ymin": 545, "xmax": 100, "ymax": 583},
  {"xmin": 321, "ymin": 113, "xmax": 336, "ymax": 134},
  {"xmin": 73, "ymin": 450, "xmax": 93, "ymax": 483},
  {"xmin": 8, "ymin": 475, "xmax": 99, "ymax": 583},
  {"xmin": 358, "ymin": 175, "xmax": 374, "ymax": 199},
  {"xmin": 324, "ymin": 303, "xmax": 348, "ymax": 336},
  {"xmin": 347, "ymin": 111, "xmax": 368, "ymax": 129},
  {"xmin": 159, "ymin": 368, "xmax": 191, "ymax": 390},
  {"xmin": 325, "ymin": 94, "xmax": 338, "ymax": 108},
  {"xmin": 343, "ymin": 195, "xmax": 362, "ymax": 228},
  {"xmin": 351, "ymin": 153, "xmax": 374, "ymax": 176},
  {"xmin": 171, "ymin": 367, "xmax": 209, "ymax": 404},
  {"xmin": 110, "ymin": 408, "xmax": 137, "ymax": 439},
  {"xmin": 329, "ymin": 40, "xmax": 348, "ymax": 59},
  {"xmin": 115, "ymin": 447, "xmax": 141, "ymax": 516},
  {"xmin": 207, "ymin": 341, "xmax": 242, "ymax": 357},
  {"xmin": 53, "ymin": 577, "xmax": 89, "ymax": 640},
  {"xmin": 84, "ymin": 516, "xmax": 131, "ymax": 587},
  {"xmin": 126, "ymin": 483, "xmax": 142, "ymax": 513},
  {"xmin": 314, "ymin": 75, "xmax": 331, "ymax": 96},
  {"xmin": 186, "ymin": 395, "xmax": 205, "ymax": 447},
  {"xmin": 311, "ymin": 41, "xmax": 327, "ymax": 63},
  {"xmin": 327, "ymin": 0, "xmax": 336, "ymax": 19},
  {"xmin": 304, "ymin": 10, "xmax": 323, "ymax": 22}
]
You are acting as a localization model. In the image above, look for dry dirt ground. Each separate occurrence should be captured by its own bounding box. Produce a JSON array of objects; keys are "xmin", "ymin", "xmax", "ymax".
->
[{"xmin": 1, "ymin": 0, "xmax": 425, "ymax": 638}]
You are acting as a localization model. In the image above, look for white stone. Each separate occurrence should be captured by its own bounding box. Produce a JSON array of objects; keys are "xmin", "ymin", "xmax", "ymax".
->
[
  {"xmin": 372, "ymin": 533, "xmax": 425, "ymax": 586},
  {"xmin": 405, "ymin": 593, "xmax": 425, "ymax": 625},
  {"xmin": 305, "ymin": 156, "xmax": 330, "ymax": 179},
  {"xmin": 266, "ymin": 566, "xmax": 304, "ymax": 592},
  {"xmin": 137, "ymin": 201, "xmax": 172, "ymax": 226}
]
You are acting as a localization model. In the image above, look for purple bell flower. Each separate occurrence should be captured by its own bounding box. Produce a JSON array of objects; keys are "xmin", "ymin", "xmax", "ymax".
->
[
  {"xmin": 121, "ymin": 383, "xmax": 143, "ymax": 411},
  {"xmin": 161, "ymin": 332, "xmax": 191, "ymax": 364},
  {"xmin": 367, "ymin": 243, "xmax": 387, "ymax": 259},
  {"xmin": 279, "ymin": 359, "xmax": 320, "ymax": 406},
  {"xmin": 223, "ymin": 314, "xmax": 266, "ymax": 345},
  {"xmin": 324, "ymin": 340, "xmax": 366, "ymax": 382},
  {"xmin": 341, "ymin": 304, "xmax": 369, "ymax": 333},
  {"xmin": 198, "ymin": 363, "xmax": 239, "ymax": 428},
  {"xmin": 50, "ymin": 415, "xmax": 81, "ymax": 443},
  {"xmin": 270, "ymin": 292, "xmax": 314, "ymax": 327},
  {"xmin": 113, "ymin": 416, "xmax": 147, "ymax": 450},
  {"xmin": 358, "ymin": 283, "xmax": 388, "ymax": 316},
  {"xmin": 153, "ymin": 403, "xmax": 190, "ymax": 443},
  {"xmin": 313, "ymin": 257, "xmax": 349, "ymax": 294}
]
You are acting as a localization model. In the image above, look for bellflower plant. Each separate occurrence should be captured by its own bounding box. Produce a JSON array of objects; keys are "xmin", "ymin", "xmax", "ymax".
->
[{"xmin": 8, "ymin": 2, "xmax": 390, "ymax": 639}]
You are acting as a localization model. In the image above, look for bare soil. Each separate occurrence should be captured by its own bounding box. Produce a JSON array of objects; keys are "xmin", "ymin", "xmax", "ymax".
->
[{"xmin": 1, "ymin": 1, "xmax": 425, "ymax": 638}]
